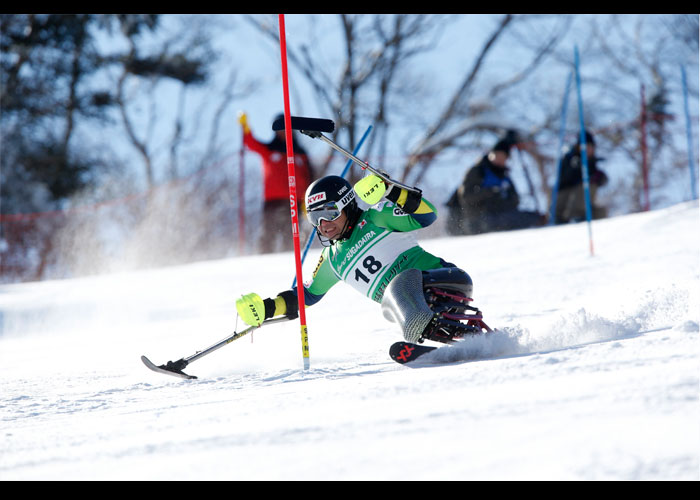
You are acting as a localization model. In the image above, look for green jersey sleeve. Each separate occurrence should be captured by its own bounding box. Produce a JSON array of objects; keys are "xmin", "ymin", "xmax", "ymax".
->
[
  {"xmin": 296, "ymin": 247, "xmax": 340, "ymax": 306},
  {"xmin": 366, "ymin": 198, "xmax": 437, "ymax": 231}
]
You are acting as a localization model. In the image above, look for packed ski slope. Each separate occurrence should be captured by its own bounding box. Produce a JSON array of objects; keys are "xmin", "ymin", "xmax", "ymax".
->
[{"xmin": 1, "ymin": 201, "xmax": 698, "ymax": 480}]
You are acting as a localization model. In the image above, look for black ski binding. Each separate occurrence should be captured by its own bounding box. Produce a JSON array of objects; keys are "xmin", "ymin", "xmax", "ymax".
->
[
  {"xmin": 141, "ymin": 356, "xmax": 197, "ymax": 380},
  {"xmin": 421, "ymin": 286, "xmax": 492, "ymax": 344},
  {"xmin": 387, "ymin": 268, "xmax": 495, "ymax": 365}
]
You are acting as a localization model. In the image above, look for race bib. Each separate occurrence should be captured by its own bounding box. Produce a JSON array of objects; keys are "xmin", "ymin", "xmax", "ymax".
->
[{"xmin": 330, "ymin": 226, "xmax": 416, "ymax": 300}]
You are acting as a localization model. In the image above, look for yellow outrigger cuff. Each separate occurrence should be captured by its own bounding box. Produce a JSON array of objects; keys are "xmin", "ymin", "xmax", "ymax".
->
[
  {"xmin": 236, "ymin": 293, "xmax": 265, "ymax": 326},
  {"xmin": 354, "ymin": 174, "xmax": 386, "ymax": 205}
]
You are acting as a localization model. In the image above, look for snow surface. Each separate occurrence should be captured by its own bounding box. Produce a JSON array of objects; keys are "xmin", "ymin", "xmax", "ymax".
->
[{"xmin": 1, "ymin": 201, "xmax": 699, "ymax": 480}]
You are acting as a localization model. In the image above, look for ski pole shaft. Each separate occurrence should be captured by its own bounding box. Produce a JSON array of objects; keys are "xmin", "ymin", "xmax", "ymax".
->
[
  {"xmin": 184, "ymin": 317, "xmax": 290, "ymax": 365},
  {"xmin": 292, "ymin": 124, "xmax": 373, "ymax": 288},
  {"xmin": 339, "ymin": 125, "xmax": 374, "ymax": 179},
  {"xmin": 305, "ymin": 131, "xmax": 420, "ymax": 194}
]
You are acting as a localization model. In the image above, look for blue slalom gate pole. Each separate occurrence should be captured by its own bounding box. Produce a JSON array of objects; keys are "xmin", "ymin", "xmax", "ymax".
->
[
  {"xmin": 292, "ymin": 124, "xmax": 373, "ymax": 287},
  {"xmin": 681, "ymin": 65, "xmax": 698, "ymax": 200},
  {"xmin": 574, "ymin": 46, "xmax": 595, "ymax": 256},
  {"xmin": 549, "ymin": 70, "xmax": 573, "ymax": 225}
]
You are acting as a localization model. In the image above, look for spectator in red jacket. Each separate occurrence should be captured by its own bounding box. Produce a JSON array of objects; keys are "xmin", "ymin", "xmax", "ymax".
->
[{"xmin": 239, "ymin": 112, "xmax": 315, "ymax": 253}]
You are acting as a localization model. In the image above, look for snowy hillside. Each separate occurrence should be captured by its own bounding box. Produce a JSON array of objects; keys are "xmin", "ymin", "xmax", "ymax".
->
[{"xmin": 1, "ymin": 201, "xmax": 699, "ymax": 480}]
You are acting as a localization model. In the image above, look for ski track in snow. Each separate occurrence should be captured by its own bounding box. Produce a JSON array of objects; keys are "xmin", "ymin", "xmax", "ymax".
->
[{"xmin": 1, "ymin": 201, "xmax": 698, "ymax": 480}]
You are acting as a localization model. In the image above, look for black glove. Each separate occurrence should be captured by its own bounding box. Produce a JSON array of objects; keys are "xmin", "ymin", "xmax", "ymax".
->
[{"xmin": 590, "ymin": 170, "xmax": 608, "ymax": 187}]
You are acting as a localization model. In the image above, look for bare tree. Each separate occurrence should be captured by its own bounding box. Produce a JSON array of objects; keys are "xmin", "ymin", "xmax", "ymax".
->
[
  {"xmin": 109, "ymin": 15, "xmax": 211, "ymax": 187},
  {"xmin": 401, "ymin": 14, "xmax": 573, "ymax": 188},
  {"xmin": 1, "ymin": 14, "xmax": 259, "ymax": 282},
  {"xmin": 244, "ymin": 14, "xmax": 575, "ymax": 199},
  {"xmin": 562, "ymin": 14, "xmax": 698, "ymax": 214},
  {"xmin": 243, "ymin": 14, "xmax": 450, "ymax": 181}
]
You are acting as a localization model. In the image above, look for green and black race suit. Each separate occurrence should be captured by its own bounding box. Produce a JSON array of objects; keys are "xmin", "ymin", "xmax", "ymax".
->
[{"xmin": 295, "ymin": 197, "xmax": 453, "ymax": 305}]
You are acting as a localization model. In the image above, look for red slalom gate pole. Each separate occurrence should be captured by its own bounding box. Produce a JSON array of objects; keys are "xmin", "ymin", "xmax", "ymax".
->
[
  {"xmin": 239, "ymin": 134, "xmax": 246, "ymax": 254},
  {"xmin": 278, "ymin": 14, "xmax": 310, "ymax": 370}
]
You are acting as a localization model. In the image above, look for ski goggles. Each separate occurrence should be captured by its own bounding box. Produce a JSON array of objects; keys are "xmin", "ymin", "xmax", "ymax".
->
[{"xmin": 307, "ymin": 202, "xmax": 343, "ymax": 227}]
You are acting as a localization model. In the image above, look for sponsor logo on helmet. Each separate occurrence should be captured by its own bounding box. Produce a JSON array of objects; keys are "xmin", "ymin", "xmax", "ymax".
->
[
  {"xmin": 339, "ymin": 190, "xmax": 355, "ymax": 208},
  {"xmin": 308, "ymin": 192, "xmax": 326, "ymax": 205}
]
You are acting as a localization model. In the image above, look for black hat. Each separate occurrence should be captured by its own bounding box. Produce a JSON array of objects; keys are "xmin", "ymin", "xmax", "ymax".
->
[
  {"xmin": 584, "ymin": 130, "xmax": 595, "ymax": 145},
  {"xmin": 492, "ymin": 140, "xmax": 512, "ymax": 156},
  {"xmin": 575, "ymin": 130, "xmax": 595, "ymax": 146}
]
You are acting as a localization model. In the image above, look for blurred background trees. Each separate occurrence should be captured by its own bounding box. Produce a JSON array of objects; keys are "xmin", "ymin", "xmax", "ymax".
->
[
  {"xmin": 1, "ymin": 14, "xmax": 697, "ymax": 282},
  {"xmin": 1, "ymin": 14, "xmax": 253, "ymax": 280}
]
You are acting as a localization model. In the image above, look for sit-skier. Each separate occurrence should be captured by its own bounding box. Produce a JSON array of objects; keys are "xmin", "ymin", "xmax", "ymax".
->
[{"xmin": 236, "ymin": 174, "xmax": 489, "ymax": 346}]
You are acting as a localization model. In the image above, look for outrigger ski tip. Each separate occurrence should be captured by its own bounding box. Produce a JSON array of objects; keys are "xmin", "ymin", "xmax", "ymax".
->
[
  {"xmin": 141, "ymin": 355, "xmax": 197, "ymax": 380},
  {"xmin": 140, "ymin": 318, "xmax": 291, "ymax": 381}
]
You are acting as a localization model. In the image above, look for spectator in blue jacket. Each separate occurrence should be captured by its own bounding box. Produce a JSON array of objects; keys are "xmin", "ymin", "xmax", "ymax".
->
[
  {"xmin": 446, "ymin": 134, "xmax": 544, "ymax": 235},
  {"xmin": 554, "ymin": 131, "xmax": 608, "ymax": 224}
]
